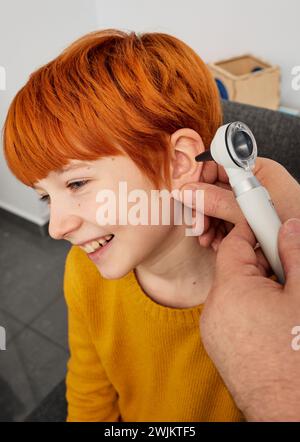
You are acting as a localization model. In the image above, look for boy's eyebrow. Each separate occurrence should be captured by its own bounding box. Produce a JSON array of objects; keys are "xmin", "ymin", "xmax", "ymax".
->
[
  {"xmin": 57, "ymin": 161, "xmax": 92, "ymax": 174},
  {"xmin": 32, "ymin": 161, "xmax": 92, "ymax": 190}
]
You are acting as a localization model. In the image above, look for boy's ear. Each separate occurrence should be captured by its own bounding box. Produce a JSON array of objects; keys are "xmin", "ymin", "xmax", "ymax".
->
[{"xmin": 170, "ymin": 128, "xmax": 205, "ymax": 190}]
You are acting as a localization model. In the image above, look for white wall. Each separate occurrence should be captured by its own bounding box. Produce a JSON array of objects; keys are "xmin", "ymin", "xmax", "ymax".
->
[
  {"xmin": 96, "ymin": 0, "xmax": 300, "ymax": 110},
  {"xmin": 0, "ymin": 0, "xmax": 97, "ymax": 225},
  {"xmin": 1, "ymin": 0, "xmax": 299, "ymax": 226}
]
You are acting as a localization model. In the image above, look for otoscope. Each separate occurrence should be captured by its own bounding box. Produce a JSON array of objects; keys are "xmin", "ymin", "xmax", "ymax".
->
[{"xmin": 195, "ymin": 121, "xmax": 285, "ymax": 284}]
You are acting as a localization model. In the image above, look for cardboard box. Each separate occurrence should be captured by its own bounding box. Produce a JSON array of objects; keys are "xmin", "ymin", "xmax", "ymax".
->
[{"xmin": 208, "ymin": 54, "xmax": 280, "ymax": 110}]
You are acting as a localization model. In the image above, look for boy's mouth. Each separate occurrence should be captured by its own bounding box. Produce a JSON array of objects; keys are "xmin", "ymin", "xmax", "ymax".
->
[{"xmin": 78, "ymin": 234, "xmax": 115, "ymax": 253}]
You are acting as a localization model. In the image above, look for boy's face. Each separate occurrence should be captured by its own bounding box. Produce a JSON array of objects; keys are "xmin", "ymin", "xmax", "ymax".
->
[{"xmin": 34, "ymin": 155, "xmax": 182, "ymax": 279}]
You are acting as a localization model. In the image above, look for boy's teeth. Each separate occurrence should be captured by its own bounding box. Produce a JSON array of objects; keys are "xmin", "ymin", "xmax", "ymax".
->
[
  {"xmin": 85, "ymin": 242, "xmax": 100, "ymax": 253},
  {"xmin": 99, "ymin": 234, "xmax": 114, "ymax": 246},
  {"xmin": 80, "ymin": 234, "xmax": 114, "ymax": 253},
  {"xmin": 91, "ymin": 240, "xmax": 101, "ymax": 248}
]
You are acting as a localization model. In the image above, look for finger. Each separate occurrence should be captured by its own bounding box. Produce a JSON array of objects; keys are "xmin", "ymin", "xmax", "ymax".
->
[
  {"xmin": 253, "ymin": 156, "xmax": 276, "ymax": 176},
  {"xmin": 198, "ymin": 218, "xmax": 221, "ymax": 247},
  {"xmin": 203, "ymin": 214, "xmax": 211, "ymax": 234},
  {"xmin": 201, "ymin": 161, "xmax": 218, "ymax": 184},
  {"xmin": 202, "ymin": 220, "xmax": 232, "ymax": 251},
  {"xmin": 199, "ymin": 224, "xmax": 216, "ymax": 248},
  {"xmin": 216, "ymin": 163, "xmax": 229, "ymax": 184},
  {"xmin": 200, "ymin": 160, "xmax": 229, "ymax": 185},
  {"xmin": 212, "ymin": 220, "xmax": 252, "ymax": 253},
  {"xmin": 191, "ymin": 212, "xmax": 210, "ymax": 236},
  {"xmin": 211, "ymin": 228, "xmax": 226, "ymax": 252},
  {"xmin": 254, "ymin": 158, "xmax": 300, "ymax": 222},
  {"xmin": 215, "ymin": 221, "xmax": 259, "ymax": 282},
  {"xmin": 179, "ymin": 183, "xmax": 244, "ymax": 225},
  {"xmin": 278, "ymin": 218, "xmax": 300, "ymax": 292},
  {"xmin": 215, "ymin": 181, "xmax": 231, "ymax": 191}
]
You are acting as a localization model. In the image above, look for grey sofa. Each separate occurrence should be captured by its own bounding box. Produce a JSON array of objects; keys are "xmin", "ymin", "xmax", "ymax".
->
[{"xmin": 24, "ymin": 99, "xmax": 300, "ymax": 422}]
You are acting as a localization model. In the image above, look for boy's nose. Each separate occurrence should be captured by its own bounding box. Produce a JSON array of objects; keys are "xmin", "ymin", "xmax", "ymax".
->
[{"xmin": 48, "ymin": 210, "xmax": 82, "ymax": 241}]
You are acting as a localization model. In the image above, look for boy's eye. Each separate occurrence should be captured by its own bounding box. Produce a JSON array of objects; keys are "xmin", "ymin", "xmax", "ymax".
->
[
  {"xmin": 67, "ymin": 180, "xmax": 88, "ymax": 191},
  {"xmin": 38, "ymin": 180, "xmax": 88, "ymax": 204}
]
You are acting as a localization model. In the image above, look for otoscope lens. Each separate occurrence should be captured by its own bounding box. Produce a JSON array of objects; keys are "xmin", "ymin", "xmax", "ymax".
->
[{"xmin": 232, "ymin": 130, "xmax": 253, "ymax": 159}]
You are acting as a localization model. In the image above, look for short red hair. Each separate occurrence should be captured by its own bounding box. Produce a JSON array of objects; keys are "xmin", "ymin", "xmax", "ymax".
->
[{"xmin": 3, "ymin": 29, "xmax": 222, "ymax": 190}]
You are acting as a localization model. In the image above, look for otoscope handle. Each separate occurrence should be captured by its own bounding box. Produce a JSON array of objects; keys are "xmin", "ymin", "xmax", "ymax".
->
[{"xmin": 235, "ymin": 185, "xmax": 285, "ymax": 284}]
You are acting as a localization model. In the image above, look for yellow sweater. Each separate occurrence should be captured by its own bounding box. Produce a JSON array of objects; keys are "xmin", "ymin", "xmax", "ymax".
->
[{"xmin": 63, "ymin": 245, "xmax": 244, "ymax": 422}]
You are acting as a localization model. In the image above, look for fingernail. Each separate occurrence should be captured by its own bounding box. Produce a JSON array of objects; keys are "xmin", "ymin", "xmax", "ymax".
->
[{"xmin": 282, "ymin": 218, "xmax": 300, "ymax": 235}]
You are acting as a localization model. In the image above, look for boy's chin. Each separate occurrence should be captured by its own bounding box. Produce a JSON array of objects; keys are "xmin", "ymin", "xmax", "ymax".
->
[{"xmin": 95, "ymin": 262, "xmax": 134, "ymax": 280}]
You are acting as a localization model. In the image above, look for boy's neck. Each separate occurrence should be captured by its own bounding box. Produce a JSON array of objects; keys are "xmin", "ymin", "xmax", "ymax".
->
[{"xmin": 134, "ymin": 226, "xmax": 217, "ymax": 308}]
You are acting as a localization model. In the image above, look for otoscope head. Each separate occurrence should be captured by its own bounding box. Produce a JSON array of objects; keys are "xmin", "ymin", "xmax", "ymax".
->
[{"xmin": 195, "ymin": 121, "xmax": 257, "ymax": 171}]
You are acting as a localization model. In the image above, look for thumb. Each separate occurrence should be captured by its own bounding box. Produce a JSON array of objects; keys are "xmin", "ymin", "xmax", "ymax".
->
[{"xmin": 278, "ymin": 218, "xmax": 300, "ymax": 292}]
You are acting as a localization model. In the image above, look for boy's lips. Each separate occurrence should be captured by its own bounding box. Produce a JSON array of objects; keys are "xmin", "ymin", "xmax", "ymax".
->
[
  {"xmin": 75, "ymin": 234, "xmax": 115, "ymax": 254},
  {"xmin": 85, "ymin": 236, "xmax": 114, "ymax": 262},
  {"xmin": 74, "ymin": 234, "xmax": 114, "ymax": 246}
]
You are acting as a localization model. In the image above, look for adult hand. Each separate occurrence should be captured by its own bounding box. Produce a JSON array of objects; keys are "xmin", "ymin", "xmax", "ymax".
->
[
  {"xmin": 181, "ymin": 158, "xmax": 300, "ymax": 251},
  {"xmin": 200, "ymin": 217, "xmax": 300, "ymax": 422}
]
